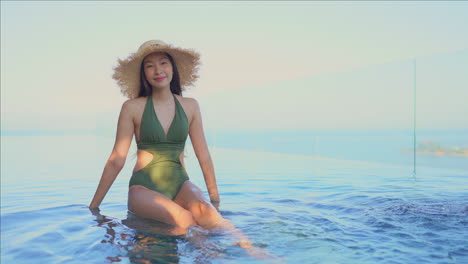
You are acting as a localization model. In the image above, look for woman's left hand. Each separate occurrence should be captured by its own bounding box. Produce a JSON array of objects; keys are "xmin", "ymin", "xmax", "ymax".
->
[{"xmin": 210, "ymin": 199, "xmax": 220, "ymax": 211}]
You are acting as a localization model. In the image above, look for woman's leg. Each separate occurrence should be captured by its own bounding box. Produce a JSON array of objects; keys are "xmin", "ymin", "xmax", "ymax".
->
[
  {"xmin": 174, "ymin": 181, "xmax": 258, "ymax": 247},
  {"xmin": 173, "ymin": 180, "xmax": 225, "ymax": 229},
  {"xmin": 128, "ymin": 185, "xmax": 197, "ymax": 235},
  {"xmin": 173, "ymin": 181, "xmax": 278, "ymax": 261}
]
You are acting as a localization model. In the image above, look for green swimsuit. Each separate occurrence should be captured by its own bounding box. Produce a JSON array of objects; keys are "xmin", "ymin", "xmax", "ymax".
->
[{"xmin": 129, "ymin": 93, "xmax": 190, "ymax": 200}]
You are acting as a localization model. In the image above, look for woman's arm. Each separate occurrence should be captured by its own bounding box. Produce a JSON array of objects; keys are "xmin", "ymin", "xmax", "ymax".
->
[
  {"xmin": 187, "ymin": 99, "xmax": 278, "ymax": 261},
  {"xmin": 188, "ymin": 98, "xmax": 220, "ymax": 204},
  {"xmin": 89, "ymin": 100, "xmax": 134, "ymax": 209}
]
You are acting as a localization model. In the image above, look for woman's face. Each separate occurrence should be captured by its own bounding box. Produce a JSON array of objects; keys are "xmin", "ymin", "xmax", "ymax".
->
[{"xmin": 142, "ymin": 52, "xmax": 173, "ymax": 90}]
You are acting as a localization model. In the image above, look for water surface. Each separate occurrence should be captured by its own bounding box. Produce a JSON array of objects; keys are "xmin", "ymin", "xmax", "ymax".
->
[{"xmin": 1, "ymin": 133, "xmax": 467, "ymax": 263}]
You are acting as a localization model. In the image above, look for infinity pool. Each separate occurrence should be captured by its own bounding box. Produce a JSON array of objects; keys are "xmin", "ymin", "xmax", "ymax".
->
[{"xmin": 1, "ymin": 134, "xmax": 467, "ymax": 263}]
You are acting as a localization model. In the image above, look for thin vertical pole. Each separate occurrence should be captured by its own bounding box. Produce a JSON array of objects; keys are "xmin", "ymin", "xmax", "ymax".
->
[{"xmin": 413, "ymin": 58, "xmax": 417, "ymax": 174}]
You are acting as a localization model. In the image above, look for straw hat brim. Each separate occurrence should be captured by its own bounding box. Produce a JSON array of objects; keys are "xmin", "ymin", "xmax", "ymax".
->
[{"xmin": 112, "ymin": 43, "xmax": 201, "ymax": 99}]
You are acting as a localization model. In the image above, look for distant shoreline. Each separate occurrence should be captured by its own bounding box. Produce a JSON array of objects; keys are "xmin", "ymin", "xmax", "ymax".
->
[{"xmin": 401, "ymin": 141, "xmax": 468, "ymax": 158}]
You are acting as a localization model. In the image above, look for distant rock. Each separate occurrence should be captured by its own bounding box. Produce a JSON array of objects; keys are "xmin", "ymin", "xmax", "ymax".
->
[{"xmin": 401, "ymin": 141, "xmax": 468, "ymax": 157}]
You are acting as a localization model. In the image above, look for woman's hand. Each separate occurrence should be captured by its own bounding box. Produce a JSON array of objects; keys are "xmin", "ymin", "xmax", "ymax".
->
[
  {"xmin": 210, "ymin": 199, "xmax": 220, "ymax": 211},
  {"xmin": 88, "ymin": 206, "xmax": 101, "ymax": 216}
]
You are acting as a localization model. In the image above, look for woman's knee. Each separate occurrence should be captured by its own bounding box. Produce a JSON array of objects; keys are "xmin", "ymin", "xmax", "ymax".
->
[
  {"xmin": 175, "ymin": 208, "xmax": 196, "ymax": 230},
  {"xmin": 187, "ymin": 200, "xmax": 223, "ymax": 227},
  {"xmin": 187, "ymin": 200, "xmax": 209, "ymax": 216}
]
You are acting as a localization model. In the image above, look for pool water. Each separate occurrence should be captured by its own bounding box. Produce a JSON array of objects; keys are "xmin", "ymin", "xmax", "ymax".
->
[{"xmin": 1, "ymin": 134, "xmax": 467, "ymax": 263}]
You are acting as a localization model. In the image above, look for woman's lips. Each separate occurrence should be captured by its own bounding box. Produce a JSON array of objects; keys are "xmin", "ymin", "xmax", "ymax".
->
[{"xmin": 154, "ymin": 77, "xmax": 166, "ymax": 82}]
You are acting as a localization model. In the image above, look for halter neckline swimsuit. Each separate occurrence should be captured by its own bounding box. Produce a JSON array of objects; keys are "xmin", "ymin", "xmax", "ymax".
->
[{"xmin": 129, "ymin": 93, "xmax": 190, "ymax": 200}]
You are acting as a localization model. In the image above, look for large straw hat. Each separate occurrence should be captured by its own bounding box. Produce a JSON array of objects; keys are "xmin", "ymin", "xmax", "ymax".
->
[{"xmin": 112, "ymin": 40, "xmax": 201, "ymax": 99}]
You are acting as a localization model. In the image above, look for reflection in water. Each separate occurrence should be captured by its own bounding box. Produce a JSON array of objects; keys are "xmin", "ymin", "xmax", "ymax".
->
[
  {"xmin": 92, "ymin": 209, "xmax": 180, "ymax": 263},
  {"xmin": 92, "ymin": 209, "xmax": 229, "ymax": 264}
]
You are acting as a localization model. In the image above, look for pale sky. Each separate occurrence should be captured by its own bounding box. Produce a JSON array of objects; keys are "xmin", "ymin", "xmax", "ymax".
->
[{"xmin": 1, "ymin": 1, "xmax": 467, "ymax": 131}]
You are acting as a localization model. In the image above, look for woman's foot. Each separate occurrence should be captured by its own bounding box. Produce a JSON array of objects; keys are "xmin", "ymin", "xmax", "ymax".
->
[{"xmin": 232, "ymin": 240, "xmax": 253, "ymax": 248}]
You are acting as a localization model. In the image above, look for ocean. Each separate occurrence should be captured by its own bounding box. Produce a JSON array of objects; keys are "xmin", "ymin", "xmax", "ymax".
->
[{"xmin": 1, "ymin": 130, "xmax": 467, "ymax": 263}]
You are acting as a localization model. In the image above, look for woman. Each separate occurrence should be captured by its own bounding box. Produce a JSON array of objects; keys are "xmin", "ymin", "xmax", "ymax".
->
[{"xmin": 89, "ymin": 40, "xmax": 257, "ymax": 250}]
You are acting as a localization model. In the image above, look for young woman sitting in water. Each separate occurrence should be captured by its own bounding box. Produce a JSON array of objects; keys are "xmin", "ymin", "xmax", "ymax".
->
[{"xmin": 89, "ymin": 40, "xmax": 273, "ymax": 257}]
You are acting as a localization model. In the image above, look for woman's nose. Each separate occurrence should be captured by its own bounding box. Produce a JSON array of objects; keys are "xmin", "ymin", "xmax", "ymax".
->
[{"xmin": 155, "ymin": 66, "xmax": 163, "ymax": 74}]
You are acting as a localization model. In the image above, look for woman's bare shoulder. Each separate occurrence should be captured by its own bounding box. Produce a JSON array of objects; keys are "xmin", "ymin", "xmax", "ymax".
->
[
  {"xmin": 176, "ymin": 95, "xmax": 200, "ymax": 114},
  {"xmin": 175, "ymin": 95, "xmax": 200, "ymax": 124},
  {"xmin": 176, "ymin": 95, "xmax": 199, "ymax": 108},
  {"xmin": 125, "ymin": 96, "xmax": 146, "ymax": 105},
  {"xmin": 120, "ymin": 96, "xmax": 146, "ymax": 117}
]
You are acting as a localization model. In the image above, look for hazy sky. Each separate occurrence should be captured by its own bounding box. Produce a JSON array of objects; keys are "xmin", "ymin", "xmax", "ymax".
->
[{"xmin": 2, "ymin": 1, "xmax": 467, "ymax": 131}]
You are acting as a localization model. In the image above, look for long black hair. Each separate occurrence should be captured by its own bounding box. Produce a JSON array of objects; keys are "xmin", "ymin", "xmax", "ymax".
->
[{"xmin": 138, "ymin": 52, "xmax": 183, "ymax": 97}]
